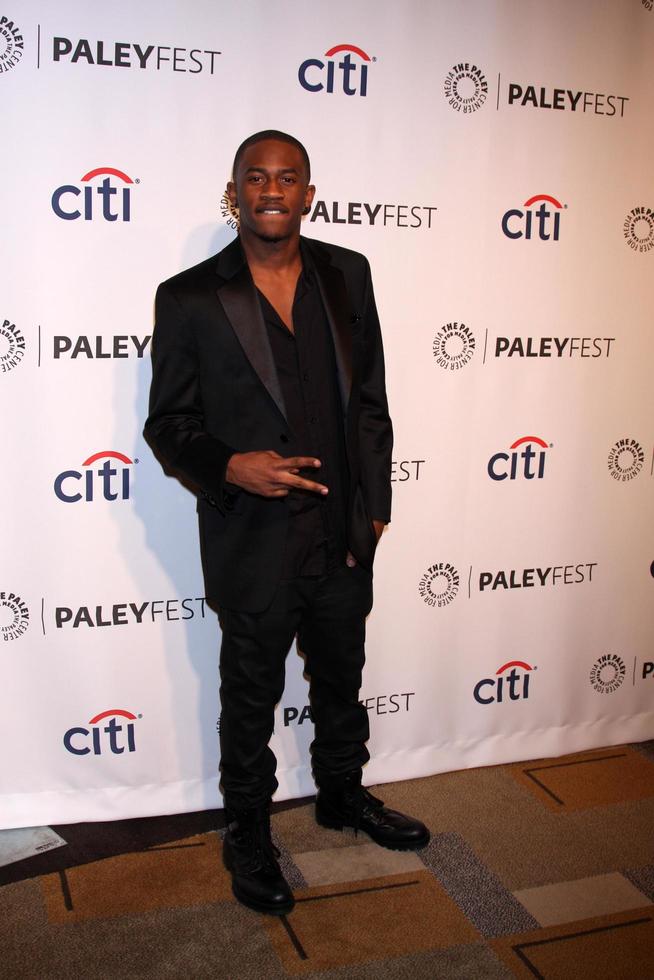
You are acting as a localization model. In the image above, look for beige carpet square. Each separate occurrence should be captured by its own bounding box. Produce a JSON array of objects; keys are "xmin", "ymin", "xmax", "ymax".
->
[
  {"xmin": 40, "ymin": 833, "xmax": 232, "ymax": 923},
  {"xmin": 293, "ymin": 842, "xmax": 423, "ymax": 887},
  {"xmin": 264, "ymin": 870, "xmax": 480, "ymax": 974},
  {"xmin": 491, "ymin": 908, "xmax": 654, "ymax": 979},
  {"xmin": 514, "ymin": 872, "xmax": 651, "ymax": 927},
  {"xmin": 511, "ymin": 747, "xmax": 654, "ymax": 811},
  {"xmin": 272, "ymin": 803, "xmax": 371, "ymax": 854}
]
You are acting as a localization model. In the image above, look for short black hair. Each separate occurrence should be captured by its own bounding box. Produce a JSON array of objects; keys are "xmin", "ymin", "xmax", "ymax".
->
[{"xmin": 232, "ymin": 130, "xmax": 311, "ymax": 181}]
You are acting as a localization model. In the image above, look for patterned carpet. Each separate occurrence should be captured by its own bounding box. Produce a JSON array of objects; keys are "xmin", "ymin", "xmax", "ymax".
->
[{"xmin": 3, "ymin": 741, "xmax": 654, "ymax": 978}]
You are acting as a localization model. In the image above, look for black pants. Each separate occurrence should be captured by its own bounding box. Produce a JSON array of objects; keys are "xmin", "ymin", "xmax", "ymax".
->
[{"xmin": 218, "ymin": 563, "xmax": 373, "ymax": 810}]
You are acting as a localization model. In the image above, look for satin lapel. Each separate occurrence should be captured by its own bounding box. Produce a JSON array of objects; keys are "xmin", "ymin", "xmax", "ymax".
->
[
  {"xmin": 216, "ymin": 265, "xmax": 287, "ymax": 422},
  {"xmin": 312, "ymin": 258, "xmax": 353, "ymax": 410}
]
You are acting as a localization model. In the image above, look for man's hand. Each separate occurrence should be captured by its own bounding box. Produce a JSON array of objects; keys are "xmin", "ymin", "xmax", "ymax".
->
[
  {"xmin": 226, "ymin": 451, "xmax": 328, "ymax": 498},
  {"xmin": 346, "ymin": 520, "xmax": 386, "ymax": 567}
]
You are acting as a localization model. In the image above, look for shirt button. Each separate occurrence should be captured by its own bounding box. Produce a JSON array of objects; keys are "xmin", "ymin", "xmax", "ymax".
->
[
  {"xmin": 280, "ymin": 434, "xmax": 289, "ymax": 443},
  {"xmin": 303, "ymin": 372, "xmax": 309, "ymax": 382},
  {"xmin": 310, "ymin": 416, "xmax": 317, "ymax": 424}
]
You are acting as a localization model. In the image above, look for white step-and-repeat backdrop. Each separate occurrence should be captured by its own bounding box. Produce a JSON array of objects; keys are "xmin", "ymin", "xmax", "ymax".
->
[{"xmin": 2, "ymin": 0, "xmax": 653, "ymax": 828}]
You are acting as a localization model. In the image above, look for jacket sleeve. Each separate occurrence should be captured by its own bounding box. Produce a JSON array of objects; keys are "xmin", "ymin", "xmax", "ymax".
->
[
  {"xmin": 143, "ymin": 280, "xmax": 236, "ymax": 511},
  {"xmin": 358, "ymin": 258, "xmax": 393, "ymax": 524}
]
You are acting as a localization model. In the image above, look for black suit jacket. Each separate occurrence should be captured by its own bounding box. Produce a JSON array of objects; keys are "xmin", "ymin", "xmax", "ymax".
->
[{"xmin": 144, "ymin": 235, "xmax": 393, "ymax": 612}]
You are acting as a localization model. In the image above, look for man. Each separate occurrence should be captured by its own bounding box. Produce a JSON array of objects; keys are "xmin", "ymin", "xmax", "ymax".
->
[{"xmin": 144, "ymin": 131, "xmax": 429, "ymax": 916}]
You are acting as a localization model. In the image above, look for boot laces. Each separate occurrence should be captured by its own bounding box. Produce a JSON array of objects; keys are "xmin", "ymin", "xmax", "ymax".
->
[
  {"xmin": 345, "ymin": 785, "xmax": 383, "ymax": 836},
  {"xmin": 230, "ymin": 811, "xmax": 280, "ymax": 873}
]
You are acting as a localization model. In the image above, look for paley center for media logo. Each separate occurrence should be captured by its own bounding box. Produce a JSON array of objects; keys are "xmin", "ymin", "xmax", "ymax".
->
[
  {"xmin": 54, "ymin": 450, "xmax": 137, "ymax": 503},
  {"xmin": 1, "ymin": 317, "xmax": 25, "ymax": 373},
  {"xmin": 502, "ymin": 194, "xmax": 566, "ymax": 241},
  {"xmin": 52, "ymin": 167, "xmax": 138, "ymax": 222},
  {"xmin": 607, "ymin": 438, "xmax": 645, "ymax": 482},
  {"xmin": 474, "ymin": 660, "xmax": 535, "ymax": 705},
  {"xmin": 421, "ymin": 558, "xmax": 597, "ymax": 608},
  {"xmin": 1, "ymin": 591, "xmax": 29, "ymax": 641},
  {"xmin": 50, "ymin": 35, "xmax": 220, "ymax": 74},
  {"xmin": 0, "ymin": 14, "xmax": 23, "ymax": 73},
  {"xmin": 589, "ymin": 654, "xmax": 625, "ymax": 694},
  {"xmin": 299, "ymin": 43, "xmax": 373, "ymax": 96},
  {"xmin": 444, "ymin": 62, "xmax": 488, "ymax": 112},
  {"xmin": 418, "ymin": 562, "xmax": 459, "ymax": 608},
  {"xmin": 433, "ymin": 322, "xmax": 475, "ymax": 370},
  {"xmin": 623, "ymin": 207, "xmax": 654, "ymax": 253},
  {"xmin": 433, "ymin": 323, "xmax": 615, "ymax": 370},
  {"xmin": 488, "ymin": 435, "xmax": 551, "ymax": 481},
  {"xmin": 63, "ymin": 709, "xmax": 140, "ymax": 755}
]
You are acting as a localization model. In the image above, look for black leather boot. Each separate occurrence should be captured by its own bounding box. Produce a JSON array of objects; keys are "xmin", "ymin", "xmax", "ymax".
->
[
  {"xmin": 222, "ymin": 805, "xmax": 295, "ymax": 915},
  {"xmin": 315, "ymin": 771, "xmax": 430, "ymax": 851}
]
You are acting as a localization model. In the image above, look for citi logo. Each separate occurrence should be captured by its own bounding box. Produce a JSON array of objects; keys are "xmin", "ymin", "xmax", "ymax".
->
[
  {"xmin": 298, "ymin": 43, "xmax": 372, "ymax": 96},
  {"xmin": 54, "ymin": 450, "xmax": 136, "ymax": 503},
  {"xmin": 63, "ymin": 708, "xmax": 139, "ymax": 756},
  {"xmin": 488, "ymin": 436, "xmax": 550, "ymax": 481},
  {"xmin": 473, "ymin": 660, "xmax": 534, "ymax": 704},
  {"xmin": 501, "ymin": 194, "xmax": 565, "ymax": 240},
  {"xmin": 51, "ymin": 167, "xmax": 137, "ymax": 222}
]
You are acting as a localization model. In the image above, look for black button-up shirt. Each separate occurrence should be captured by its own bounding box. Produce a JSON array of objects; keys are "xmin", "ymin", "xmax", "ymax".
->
[{"xmin": 257, "ymin": 259, "xmax": 349, "ymax": 577}]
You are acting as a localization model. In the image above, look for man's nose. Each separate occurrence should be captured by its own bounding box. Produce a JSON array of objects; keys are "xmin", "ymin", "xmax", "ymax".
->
[{"xmin": 262, "ymin": 180, "xmax": 284, "ymax": 197}]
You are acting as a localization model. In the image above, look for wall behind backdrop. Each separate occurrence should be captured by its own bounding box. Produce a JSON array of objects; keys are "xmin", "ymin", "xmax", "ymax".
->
[{"xmin": 1, "ymin": 0, "xmax": 653, "ymax": 829}]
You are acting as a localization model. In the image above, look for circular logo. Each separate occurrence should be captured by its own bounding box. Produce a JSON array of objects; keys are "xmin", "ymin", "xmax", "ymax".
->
[
  {"xmin": 433, "ymin": 322, "xmax": 475, "ymax": 370},
  {"xmin": 220, "ymin": 191, "xmax": 239, "ymax": 230},
  {"xmin": 607, "ymin": 438, "xmax": 644, "ymax": 482},
  {"xmin": 0, "ymin": 592, "xmax": 29, "ymax": 641},
  {"xmin": 0, "ymin": 318, "xmax": 25, "ymax": 373},
  {"xmin": 444, "ymin": 63, "xmax": 488, "ymax": 113},
  {"xmin": 418, "ymin": 562, "xmax": 459, "ymax": 607},
  {"xmin": 0, "ymin": 15, "xmax": 24, "ymax": 73},
  {"xmin": 623, "ymin": 207, "xmax": 654, "ymax": 253},
  {"xmin": 589, "ymin": 654, "xmax": 625, "ymax": 694}
]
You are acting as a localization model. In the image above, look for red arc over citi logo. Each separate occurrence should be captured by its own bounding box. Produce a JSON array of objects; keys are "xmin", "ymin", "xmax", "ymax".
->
[
  {"xmin": 63, "ymin": 709, "xmax": 140, "ymax": 755},
  {"xmin": 52, "ymin": 167, "xmax": 137, "ymax": 221},
  {"xmin": 298, "ymin": 43, "xmax": 372, "ymax": 96},
  {"xmin": 474, "ymin": 660, "xmax": 535, "ymax": 704},
  {"xmin": 502, "ymin": 194, "xmax": 565, "ymax": 241},
  {"xmin": 54, "ymin": 450, "xmax": 137, "ymax": 502},
  {"xmin": 488, "ymin": 435, "xmax": 550, "ymax": 481}
]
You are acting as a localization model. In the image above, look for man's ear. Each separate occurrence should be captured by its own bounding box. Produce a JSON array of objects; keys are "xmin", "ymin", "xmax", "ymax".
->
[
  {"xmin": 226, "ymin": 181, "xmax": 238, "ymax": 207},
  {"xmin": 303, "ymin": 183, "xmax": 316, "ymax": 213}
]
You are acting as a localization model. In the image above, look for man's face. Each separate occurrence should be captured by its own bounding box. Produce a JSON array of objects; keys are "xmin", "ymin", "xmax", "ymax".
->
[{"xmin": 227, "ymin": 139, "xmax": 315, "ymax": 243}]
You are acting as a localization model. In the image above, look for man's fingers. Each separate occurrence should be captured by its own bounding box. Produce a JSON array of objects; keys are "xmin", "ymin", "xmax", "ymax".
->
[
  {"xmin": 279, "ymin": 456, "xmax": 321, "ymax": 470},
  {"xmin": 287, "ymin": 475, "xmax": 328, "ymax": 494}
]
